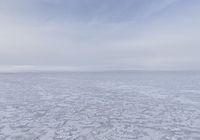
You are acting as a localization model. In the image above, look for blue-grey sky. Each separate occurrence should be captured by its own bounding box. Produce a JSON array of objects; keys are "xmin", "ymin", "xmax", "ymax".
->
[{"xmin": 0, "ymin": 0, "xmax": 200, "ymax": 70}]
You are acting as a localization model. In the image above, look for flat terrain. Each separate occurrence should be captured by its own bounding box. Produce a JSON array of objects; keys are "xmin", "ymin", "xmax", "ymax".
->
[{"xmin": 0, "ymin": 71, "xmax": 200, "ymax": 140}]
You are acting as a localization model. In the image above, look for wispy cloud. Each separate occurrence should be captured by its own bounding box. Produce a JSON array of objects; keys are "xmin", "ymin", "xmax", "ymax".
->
[{"xmin": 0, "ymin": 0, "xmax": 200, "ymax": 70}]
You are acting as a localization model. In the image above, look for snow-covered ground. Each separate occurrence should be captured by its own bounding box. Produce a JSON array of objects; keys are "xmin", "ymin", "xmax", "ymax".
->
[{"xmin": 0, "ymin": 71, "xmax": 200, "ymax": 140}]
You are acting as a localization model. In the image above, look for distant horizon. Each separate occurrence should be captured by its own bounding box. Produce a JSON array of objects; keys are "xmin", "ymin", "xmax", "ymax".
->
[{"xmin": 0, "ymin": 65, "xmax": 200, "ymax": 73}]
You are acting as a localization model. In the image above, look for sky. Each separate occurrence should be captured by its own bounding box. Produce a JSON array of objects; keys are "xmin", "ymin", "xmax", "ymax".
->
[{"xmin": 0, "ymin": 0, "xmax": 200, "ymax": 71}]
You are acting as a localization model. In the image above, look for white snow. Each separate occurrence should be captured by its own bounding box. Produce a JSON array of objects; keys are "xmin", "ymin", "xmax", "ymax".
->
[{"xmin": 0, "ymin": 71, "xmax": 200, "ymax": 140}]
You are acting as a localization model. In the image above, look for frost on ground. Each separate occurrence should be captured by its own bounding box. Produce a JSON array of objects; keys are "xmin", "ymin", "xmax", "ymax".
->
[{"xmin": 0, "ymin": 71, "xmax": 200, "ymax": 140}]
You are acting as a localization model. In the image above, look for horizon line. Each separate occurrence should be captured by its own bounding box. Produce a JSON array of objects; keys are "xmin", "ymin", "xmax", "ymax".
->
[{"xmin": 0, "ymin": 65, "xmax": 199, "ymax": 73}]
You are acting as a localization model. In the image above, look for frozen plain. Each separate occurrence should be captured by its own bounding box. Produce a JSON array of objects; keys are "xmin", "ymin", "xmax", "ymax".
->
[{"xmin": 0, "ymin": 71, "xmax": 200, "ymax": 140}]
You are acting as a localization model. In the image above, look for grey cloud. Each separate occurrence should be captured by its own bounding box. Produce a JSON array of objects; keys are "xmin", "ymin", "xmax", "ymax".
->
[{"xmin": 0, "ymin": 0, "xmax": 200, "ymax": 70}]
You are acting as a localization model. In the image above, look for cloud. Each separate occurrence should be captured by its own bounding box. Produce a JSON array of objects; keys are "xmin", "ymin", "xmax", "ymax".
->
[{"xmin": 0, "ymin": 0, "xmax": 200, "ymax": 70}]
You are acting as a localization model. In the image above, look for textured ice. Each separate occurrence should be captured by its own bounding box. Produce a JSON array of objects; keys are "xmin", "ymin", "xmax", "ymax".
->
[{"xmin": 0, "ymin": 71, "xmax": 200, "ymax": 140}]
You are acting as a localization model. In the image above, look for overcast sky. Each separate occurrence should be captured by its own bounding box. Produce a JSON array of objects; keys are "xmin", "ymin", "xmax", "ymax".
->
[{"xmin": 0, "ymin": 0, "xmax": 200, "ymax": 70}]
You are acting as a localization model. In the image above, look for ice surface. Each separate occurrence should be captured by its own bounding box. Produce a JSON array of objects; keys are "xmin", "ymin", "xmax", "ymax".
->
[{"xmin": 0, "ymin": 71, "xmax": 200, "ymax": 140}]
